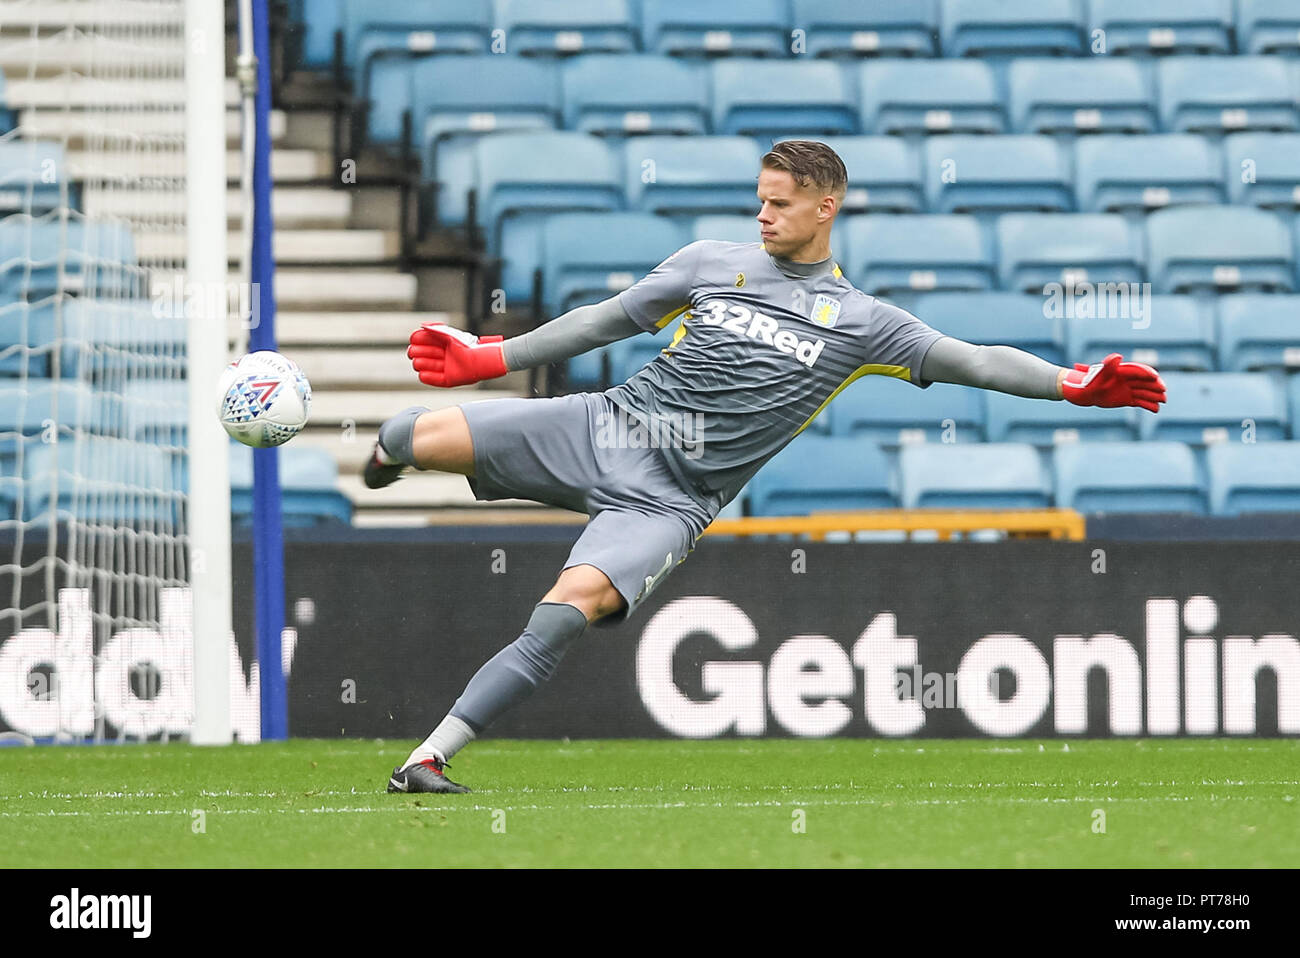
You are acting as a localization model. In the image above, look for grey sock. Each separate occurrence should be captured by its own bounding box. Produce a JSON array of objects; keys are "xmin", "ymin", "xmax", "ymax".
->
[
  {"xmin": 377, "ymin": 406, "xmax": 428, "ymax": 467},
  {"xmin": 449, "ymin": 602, "xmax": 589, "ymax": 732}
]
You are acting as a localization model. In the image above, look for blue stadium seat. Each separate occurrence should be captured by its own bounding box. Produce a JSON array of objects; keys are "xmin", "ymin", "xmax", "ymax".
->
[
  {"xmin": 911, "ymin": 292, "xmax": 1065, "ymax": 366},
  {"xmin": 1066, "ymin": 295, "xmax": 1216, "ymax": 372},
  {"xmin": 639, "ymin": 0, "xmax": 790, "ymax": 57},
  {"xmin": 845, "ymin": 214, "xmax": 993, "ymax": 296},
  {"xmin": 612, "ymin": 336, "xmax": 674, "ymax": 383},
  {"xmin": 0, "ymin": 216, "xmax": 139, "ymax": 302},
  {"xmin": 0, "ymin": 300, "xmax": 57, "ymax": 377},
  {"xmin": 558, "ymin": 336, "xmax": 662, "ymax": 390},
  {"xmin": 1237, "ymin": 0, "xmax": 1300, "ymax": 55},
  {"xmin": 228, "ymin": 444, "xmax": 354, "ymax": 526},
  {"xmin": 378, "ymin": 55, "xmax": 558, "ymax": 146},
  {"xmin": 1089, "ymin": 0, "xmax": 1234, "ymax": 56},
  {"xmin": 830, "ymin": 377, "xmax": 986, "ymax": 446},
  {"xmin": 561, "ymin": 55, "xmax": 708, "ymax": 136},
  {"xmin": 689, "ymin": 214, "xmax": 760, "ymax": 244},
  {"xmin": 749, "ymin": 435, "xmax": 897, "ymax": 516},
  {"xmin": 398, "ymin": 57, "xmax": 560, "ymax": 226},
  {"xmin": 1075, "ymin": 134, "xmax": 1224, "ymax": 214},
  {"xmin": 939, "ymin": 0, "xmax": 1086, "ymax": 57},
  {"xmin": 1054, "ymin": 441, "xmax": 1206, "ymax": 514},
  {"xmin": 0, "ymin": 381, "xmax": 95, "ymax": 477},
  {"xmin": 1217, "ymin": 294, "xmax": 1300, "ymax": 371},
  {"xmin": 1289, "ymin": 372, "xmax": 1300, "ymax": 434},
  {"xmin": 1224, "ymin": 134, "xmax": 1300, "ymax": 210},
  {"xmin": 56, "ymin": 300, "xmax": 187, "ymax": 382},
  {"xmin": 0, "ymin": 70, "xmax": 12, "ymax": 133},
  {"xmin": 1006, "ymin": 58, "xmax": 1156, "ymax": 135},
  {"xmin": 622, "ymin": 135, "xmax": 763, "ymax": 217},
  {"xmin": 785, "ymin": 136, "xmax": 921, "ymax": 214},
  {"xmin": 858, "ymin": 60, "xmax": 1004, "ymax": 135},
  {"xmin": 985, "ymin": 394, "xmax": 1137, "ymax": 446},
  {"xmin": 711, "ymin": 60, "xmax": 857, "ymax": 139},
  {"xmin": 496, "ymin": 0, "xmax": 637, "ymax": 56},
  {"xmin": 924, "ymin": 136, "xmax": 1073, "ymax": 214},
  {"xmin": 996, "ymin": 213, "xmax": 1144, "ymax": 293},
  {"xmin": 1157, "ymin": 57, "xmax": 1300, "ymax": 134},
  {"xmin": 900, "ymin": 442, "xmax": 1050, "ymax": 509},
  {"xmin": 1145, "ymin": 205, "xmax": 1295, "ymax": 294},
  {"xmin": 540, "ymin": 212, "xmax": 683, "ymax": 316},
  {"xmin": 1140, "ymin": 372, "xmax": 1288, "ymax": 444},
  {"xmin": 565, "ymin": 341, "xmax": 626, "ymax": 389},
  {"xmin": 1295, "ymin": 213, "xmax": 1300, "ymax": 289},
  {"xmin": 1207, "ymin": 441, "xmax": 1300, "ymax": 515},
  {"xmin": 344, "ymin": 0, "xmax": 491, "ymax": 101},
  {"xmin": 0, "ymin": 142, "xmax": 65, "ymax": 215},
  {"xmin": 790, "ymin": 0, "xmax": 940, "ymax": 58},
  {"xmin": 119, "ymin": 379, "xmax": 188, "ymax": 446},
  {"xmin": 18, "ymin": 436, "xmax": 178, "ymax": 523},
  {"xmin": 474, "ymin": 132, "xmax": 622, "ymax": 300},
  {"xmin": 296, "ymin": 0, "xmax": 345, "ymax": 70}
]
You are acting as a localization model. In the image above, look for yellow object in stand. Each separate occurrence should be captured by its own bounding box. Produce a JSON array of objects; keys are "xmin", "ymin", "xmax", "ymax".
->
[{"xmin": 703, "ymin": 509, "xmax": 1086, "ymax": 541}]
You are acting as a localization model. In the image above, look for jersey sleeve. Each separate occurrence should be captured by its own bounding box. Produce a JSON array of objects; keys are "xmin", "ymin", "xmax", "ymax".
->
[
  {"xmin": 862, "ymin": 299, "xmax": 947, "ymax": 388},
  {"xmin": 616, "ymin": 241, "xmax": 706, "ymax": 335}
]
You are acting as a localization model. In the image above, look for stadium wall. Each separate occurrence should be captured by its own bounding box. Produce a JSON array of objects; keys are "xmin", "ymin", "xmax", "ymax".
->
[{"xmin": 2, "ymin": 538, "xmax": 1298, "ymax": 741}]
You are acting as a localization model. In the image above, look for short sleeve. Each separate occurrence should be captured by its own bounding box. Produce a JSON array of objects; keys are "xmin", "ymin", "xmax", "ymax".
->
[
  {"xmin": 616, "ymin": 241, "xmax": 705, "ymax": 335},
  {"xmin": 863, "ymin": 300, "xmax": 947, "ymax": 388}
]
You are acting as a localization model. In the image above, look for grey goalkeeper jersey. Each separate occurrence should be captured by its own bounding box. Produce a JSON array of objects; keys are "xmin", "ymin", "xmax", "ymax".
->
[{"xmin": 606, "ymin": 239, "xmax": 945, "ymax": 507}]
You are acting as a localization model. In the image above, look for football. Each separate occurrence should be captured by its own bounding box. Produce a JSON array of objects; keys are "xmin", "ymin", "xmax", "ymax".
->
[{"xmin": 216, "ymin": 350, "xmax": 312, "ymax": 448}]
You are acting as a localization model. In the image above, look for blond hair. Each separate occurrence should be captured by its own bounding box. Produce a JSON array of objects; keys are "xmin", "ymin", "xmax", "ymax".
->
[{"xmin": 760, "ymin": 140, "xmax": 848, "ymax": 203}]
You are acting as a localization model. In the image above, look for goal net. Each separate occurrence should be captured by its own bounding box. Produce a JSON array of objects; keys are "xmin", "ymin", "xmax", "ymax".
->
[{"xmin": 0, "ymin": 0, "xmax": 248, "ymax": 744}]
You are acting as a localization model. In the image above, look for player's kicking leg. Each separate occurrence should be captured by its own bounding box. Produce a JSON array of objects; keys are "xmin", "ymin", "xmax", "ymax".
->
[{"xmin": 388, "ymin": 563, "xmax": 621, "ymax": 794}]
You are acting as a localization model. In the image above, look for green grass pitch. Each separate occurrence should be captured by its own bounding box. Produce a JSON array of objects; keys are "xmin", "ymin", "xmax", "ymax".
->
[{"xmin": 2, "ymin": 738, "xmax": 1297, "ymax": 867}]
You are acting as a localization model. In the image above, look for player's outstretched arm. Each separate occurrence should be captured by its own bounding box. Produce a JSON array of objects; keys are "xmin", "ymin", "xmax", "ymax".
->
[
  {"xmin": 406, "ymin": 296, "xmax": 641, "ymax": 388},
  {"xmin": 920, "ymin": 337, "xmax": 1166, "ymax": 412}
]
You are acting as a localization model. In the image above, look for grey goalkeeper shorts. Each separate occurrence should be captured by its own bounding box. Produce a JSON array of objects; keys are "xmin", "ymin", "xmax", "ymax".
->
[{"xmin": 458, "ymin": 391, "xmax": 722, "ymax": 628}]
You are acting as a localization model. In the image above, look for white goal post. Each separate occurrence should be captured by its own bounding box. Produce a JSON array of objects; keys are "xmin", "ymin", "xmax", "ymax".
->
[{"xmin": 0, "ymin": 0, "xmax": 241, "ymax": 745}]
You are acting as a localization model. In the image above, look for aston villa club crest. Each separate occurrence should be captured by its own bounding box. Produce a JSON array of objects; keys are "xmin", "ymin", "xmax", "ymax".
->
[{"xmin": 810, "ymin": 293, "xmax": 841, "ymax": 328}]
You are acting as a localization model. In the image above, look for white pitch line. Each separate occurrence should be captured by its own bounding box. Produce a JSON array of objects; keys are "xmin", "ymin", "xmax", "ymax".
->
[
  {"xmin": 3, "ymin": 779, "xmax": 1299, "ymax": 802},
  {"xmin": 0, "ymin": 793, "xmax": 1292, "ymax": 819}
]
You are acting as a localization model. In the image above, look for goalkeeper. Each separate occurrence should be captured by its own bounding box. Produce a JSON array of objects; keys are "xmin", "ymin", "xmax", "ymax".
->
[{"xmin": 368, "ymin": 140, "xmax": 1166, "ymax": 794}]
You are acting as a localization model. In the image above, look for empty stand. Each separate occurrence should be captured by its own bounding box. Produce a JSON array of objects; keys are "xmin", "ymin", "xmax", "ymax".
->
[
  {"xmin": 900, "ymin": 442, "xmax": 1050, "ymax": 509},
  {"xmin": 858, "ymin": 60, "xmax": 1004, "ymax": 135},
  {"xmin": 1145, "ymin": 205, "xmax": 1294, "ymax": 293},
  {"xmin": 1140, "ymin": 372, "xmax": 1287, "ymax": 444},
  {"xmin": 1006, "ymin": 58, "xmax": 1155, "ymax": 135},
  {"xmin": 924, "ymin": 135, "xmax": 1072, "ymax": 214},
  {"xmin": 1074, "ymin": 134, "xmax": 1225, "ymax": 213},
  {"xmin": 790, "ymin": 0, "xmax": 940, "ymax": 58},
  {"xmin": 845, "ymin": 214, "xmax": 993, "ymax": 295},
  {"xmin": 1088, "ymin": 0, "xmax": 1235, "ymax": 56},
  {"xmin": 1054, "ymin": 441, "xmax": 1207, "ymax": 514},
  {"xmin": 996, "ymin": 213, "xmax": 1144, "ymax": 292},
  {"xmin": 749, "ymin": 435, "xmax": 897, "ymax": 515},
  {"xmin": 1066, "ymin": 295, "xmax": 1216, "ymax": 371}
]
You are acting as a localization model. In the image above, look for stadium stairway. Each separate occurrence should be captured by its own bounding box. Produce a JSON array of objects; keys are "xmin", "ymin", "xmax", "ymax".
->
[
  {"xmin": 251, "ymin": 73, "xmax": 538, "ymax": 526},
  {"xmin": 2, "ymin": 37, "xmax": 534, "ymax": 527}
]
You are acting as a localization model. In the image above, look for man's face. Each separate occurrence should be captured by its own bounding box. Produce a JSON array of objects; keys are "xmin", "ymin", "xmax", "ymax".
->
[{"xmin": 755, "ymin": 167, "xmax": 833, "ymax": 257}]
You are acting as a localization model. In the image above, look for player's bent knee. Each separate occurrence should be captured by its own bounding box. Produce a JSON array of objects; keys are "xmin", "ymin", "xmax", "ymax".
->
[
  {"xmin": 411, "ymin": 407, "xmax": 475, "ymax": 475},
  {"xmin": 544, "ymin": 565, "xmax": 625, "ymax": 622}
]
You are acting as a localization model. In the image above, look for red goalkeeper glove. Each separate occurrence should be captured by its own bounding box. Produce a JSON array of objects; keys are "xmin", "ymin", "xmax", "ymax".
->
[
  {"xmin": 407, "ymin": 323, "xmax": 509, "ymax": 388},
  {"xmin": 1061, "ymin": 352, "xmax": 1167, "ymax": 413}
]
